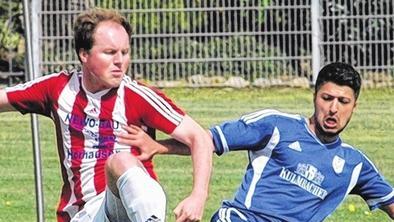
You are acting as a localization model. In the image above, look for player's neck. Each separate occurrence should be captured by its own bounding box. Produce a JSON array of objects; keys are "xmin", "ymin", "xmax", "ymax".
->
[{"xmin": 81, "ymin": 70, "xmax": 109, "ymax": 95}]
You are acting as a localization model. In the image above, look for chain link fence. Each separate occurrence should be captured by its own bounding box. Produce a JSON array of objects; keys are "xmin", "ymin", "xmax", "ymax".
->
[
  {"xmin": 1, "ymin": 0, "xmax": 393, "ymax": 87},
  {"xmin": 320, "ymin": 1, "xmax": 394, "ymax": 88}
]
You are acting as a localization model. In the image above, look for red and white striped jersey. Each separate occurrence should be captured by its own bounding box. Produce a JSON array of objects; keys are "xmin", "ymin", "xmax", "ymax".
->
[{"xmin": 6, "ymin": 70, "xmax": 185, "ymax": 222}]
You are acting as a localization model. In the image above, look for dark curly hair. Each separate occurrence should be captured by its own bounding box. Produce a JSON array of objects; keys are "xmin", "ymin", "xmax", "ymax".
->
[{"xmin": 315, "ymin": 62, "xmax": 362, "ymax": 99}]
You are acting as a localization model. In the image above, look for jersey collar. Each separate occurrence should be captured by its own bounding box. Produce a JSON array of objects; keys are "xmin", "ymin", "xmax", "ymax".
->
[{"xmin": 302, "ymin": 117, "xmax": 342, "ymax": 149}]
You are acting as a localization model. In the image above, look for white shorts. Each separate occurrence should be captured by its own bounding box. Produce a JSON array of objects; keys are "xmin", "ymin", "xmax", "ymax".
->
[{"xmin": 71, "ymin": 188, "xmax": 130, "ymax": 222}]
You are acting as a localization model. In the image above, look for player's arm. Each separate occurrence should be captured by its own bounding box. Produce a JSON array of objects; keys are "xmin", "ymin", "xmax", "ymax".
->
[
  {"xmin": 156, "ymin": 138, "xmax": 192, "ymax": 155},
  {"xmin": 116, "ymin": 123, "xmax": 186, "ymax": 156},
  {"xmin": 351, "ymin": 151, "xmax": 394, "ymax": 219},
  {"xmin": 117, "ymin": 115, "xmax": 214, "ymax": 221},
  {"xmin": 381, "ymin": 203, "xmax": 394, "ymax": 219},
  {"xmin": 116, "ymin": 124, "xmax": 215, "ymax": 159},
  {"xmin": 0, "ymin": 89, "xmax": 15, "ymax": 112},
  {"xmin": 168, "ymin": 115, "xmax": 213, "ymax": 222}
]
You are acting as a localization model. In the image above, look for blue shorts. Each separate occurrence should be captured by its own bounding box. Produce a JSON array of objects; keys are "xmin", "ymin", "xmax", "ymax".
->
[
  {"xmin": 210, "ymin": 207, "xmax": 248, "ymax": 222},
  {"xmin": 210, "ymin": 204, "xmax": 275, "ymax": 222}
]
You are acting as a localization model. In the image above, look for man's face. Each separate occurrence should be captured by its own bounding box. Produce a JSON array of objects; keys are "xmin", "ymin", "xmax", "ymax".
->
[
  {"xmin": 313, "ymin": 82, "xmax": 357, "ymax": 140},
  {"xmin": 80, "ymin": 21, "xmax": 130, "ymax": 93}
]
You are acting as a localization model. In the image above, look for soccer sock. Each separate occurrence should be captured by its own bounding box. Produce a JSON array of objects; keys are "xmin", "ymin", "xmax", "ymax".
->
[{"xmin": 116, "ymin": 167, "xmax": 166, "ymax": 222}]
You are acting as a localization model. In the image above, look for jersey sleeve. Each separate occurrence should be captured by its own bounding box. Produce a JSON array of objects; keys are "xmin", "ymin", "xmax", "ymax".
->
[
  {"xmin": 351, "ymin": 151, "xmax": 394, "ymax": 210},
  {"xmin": 126, "ymin": 81, "xmax": 185, "ymax": 135},
  {"xmin": 209, "ymin": 109, "xmax": 277, "ymax": 155},
  {"xmin": 5, "ymin": 73, "xmax": 64, "ymax": 116}
]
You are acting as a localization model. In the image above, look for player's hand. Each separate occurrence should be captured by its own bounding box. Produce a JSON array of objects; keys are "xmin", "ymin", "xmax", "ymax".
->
[
  {"xmin": 173, "ymin": 192, "xmax": 206, "ymax": 222},
  {"xmin": 115, "ymin": 124, "xmax": 161, "ymax": 161}
]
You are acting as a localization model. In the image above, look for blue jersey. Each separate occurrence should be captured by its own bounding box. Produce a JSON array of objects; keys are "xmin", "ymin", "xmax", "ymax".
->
[{"xmin": 210, "ymin": 109, "xmax": 394, "ymax": 221}]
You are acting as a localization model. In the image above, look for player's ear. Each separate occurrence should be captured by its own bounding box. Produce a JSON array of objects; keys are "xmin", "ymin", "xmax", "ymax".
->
[
  {"xmin": 353, "ymin": 101, "xmax": 357, "ymax": 110},
  {"xmin": 79, "ymin": 48, "xmax": 89, "ymax": 63},
  {"xmin": 352, "ymin": 92, "xmax": 358, "ymax": 111},
  {"xmin": 313, "ymin": 92, "xmax": 317, "ymax": 103}
]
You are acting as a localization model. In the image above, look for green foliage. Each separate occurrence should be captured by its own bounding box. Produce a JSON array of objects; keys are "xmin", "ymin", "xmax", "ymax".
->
[
  {"xmin": 0, "ymin": 24, "xmax": 20, "ymax": 50},
  {"xmin": 0, "ymin": 2, "xmax": 22, "ymax": 50},
  {"xmin": 0, "ymin": 88, "xmax": 393, "ymax": 221},
  {"xmin": 99, "ymin": 0, "xmax": 191, "ymax": 34},
  {"xmin": 0, "ymin": 1, "xmax": 24, "ymax": 70},
  {"xmin": 133, "ymin": 35, "xmax": 293, "ymax": 81}
]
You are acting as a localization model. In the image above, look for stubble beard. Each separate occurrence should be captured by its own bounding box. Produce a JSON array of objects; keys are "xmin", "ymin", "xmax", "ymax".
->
[{"xmin": 314, "ymin": 115, "xmax": 347, "ymax": 143}]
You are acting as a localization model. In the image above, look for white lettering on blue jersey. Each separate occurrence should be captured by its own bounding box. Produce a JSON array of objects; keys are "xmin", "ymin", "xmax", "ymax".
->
[{"xmin": 279, "ymin": 167, "xmax": 328, "ymax": 199}]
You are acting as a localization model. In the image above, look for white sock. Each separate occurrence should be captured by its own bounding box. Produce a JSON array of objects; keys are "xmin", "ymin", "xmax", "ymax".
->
[{"xmin": 116, "ymin": 167, "xmax": 166, "ymax": 222}]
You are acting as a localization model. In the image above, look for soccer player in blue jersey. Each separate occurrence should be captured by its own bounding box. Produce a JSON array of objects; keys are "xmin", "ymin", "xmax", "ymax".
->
[{"xmin": 116, "ymin": 62, "xmax": 394, "ymax": 221}]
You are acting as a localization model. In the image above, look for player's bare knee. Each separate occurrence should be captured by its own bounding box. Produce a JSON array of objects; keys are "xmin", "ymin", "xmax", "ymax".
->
[
  {"xmin": 106, "ymin": 152, "xmax": 141, "ymax": 176},
  {"xmin": 105, "ymin": 153, "xmax": 143, "ymax": 191}
]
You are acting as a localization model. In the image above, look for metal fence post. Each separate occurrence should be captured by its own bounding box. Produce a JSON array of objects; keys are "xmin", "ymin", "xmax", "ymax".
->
[
  {"xmin": 311, "ymin": 0, "xmax": 321, "ymax": 85},
  {"xmin": 22, "ymin": 0, "xmax": 45, "ymax": 221},
  {"xmin": 31, "ymin": 0, "xmax": 41, "ymax": 79}
]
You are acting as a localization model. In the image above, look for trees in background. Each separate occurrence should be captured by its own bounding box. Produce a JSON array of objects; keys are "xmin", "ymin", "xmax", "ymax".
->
[{"xmin": 0, "ymin": 1, "xmax": 24, "ymax": 76}]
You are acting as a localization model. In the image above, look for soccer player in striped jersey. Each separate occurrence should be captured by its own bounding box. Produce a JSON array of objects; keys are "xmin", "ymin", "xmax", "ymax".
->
[
  {"xmin": 0, "ymin": 8, "xmax": 213, "ymax": 222},
  {"xmin": 118, "ymin": 62, "xmax": 394, "ymax": 221}
]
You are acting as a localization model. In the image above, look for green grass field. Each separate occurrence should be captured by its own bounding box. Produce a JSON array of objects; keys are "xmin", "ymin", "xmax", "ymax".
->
[{"xmin": 0, "ymin": 87, "xmax": 393, "ymax": 221}]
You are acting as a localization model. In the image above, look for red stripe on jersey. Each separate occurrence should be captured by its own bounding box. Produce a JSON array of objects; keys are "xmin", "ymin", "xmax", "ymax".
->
[
  {"xmin": 53, "ymin": 113, "xmax": 73, "ymax": 222},
  {"xmin": 123, "ymin": 82, "xmax": 185, "ymax": 180},
  {"xmin": 123, "ymin": 86, "xmax": 155, "ymax": 179},
  {"xmin": 69, "ymin": 89, "xmax": 88, "ymax": 210},
  {"xmin": 6, "ymin": 72, "xmax": 186, "ymax": 221},
  {"xmin": 124, "ymin": 81, "xmax": 185, "ymax": 134},
  {"xmin": 6, "ymin": 71, "xmax": 74, "ymax": 222},
  {"xmin": 6, "ymin": 71, "xmax": 69, "ymax": 116},
  {"xmin": 93, "ymin": 89, "xmax": 117, "ymax": 193}
]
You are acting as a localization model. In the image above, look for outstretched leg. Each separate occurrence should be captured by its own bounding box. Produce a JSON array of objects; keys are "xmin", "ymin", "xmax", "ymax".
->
[{"xmin": 105, "ymin": 152, "xmax": 166, "ymax": 222}]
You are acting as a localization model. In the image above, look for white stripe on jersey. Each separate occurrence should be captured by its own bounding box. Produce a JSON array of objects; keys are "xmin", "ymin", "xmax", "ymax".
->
[
  {"xmin": 353, "ymin": 148, "xmax": 392, "ymax": 207},
  {"xmin": 126, "ymin": 80, "xmax": 183, "ymax": 125},
  {"xmin": 357, "ymin": 149, "xmax": 381, "ymax": 175},
  {"xmin": 215, "ymin": 126, "xmax": 230, "ymax": 154},
  {"xmin": 112, "ymin": 82, "xmax": 130, "ymax": 151},
  {"xmin": 139, "ymin": 83, "xmax": 183, "ymax": 121},
  {"xmin": 241, "ymin": 109, "xmax": 301, "ymax": 124},
  {"xmin": 81, "ymin": 92, "xmax": 101, "ymax": 201},
  {"xmin": 245, "ymin": 127, "xmax": 280, "ymax": 209},
  {"xmin": 342, "ymin": 152, "xmax": 394, "ymax": 208},
  {"xmin": 345, "ymin": 163, "xmax": 362, "ymax": 195},
  {"xmin": 57, "ymin": 73, "xmax": 80, "ymax": 217},
  {"xmin": 56, "ymin": 72, "xmax": 106, "ymax": 214},
  {"xmin": 367, "ymin": 189, "xmax": 394, "ymax": 207},
  {"xmin": 83, "ymin": 95, "xmax": 102, "ymax": 150},
  {"xmin": 5, "ymin": 72, "xmax": 67, "ymax": 92}
]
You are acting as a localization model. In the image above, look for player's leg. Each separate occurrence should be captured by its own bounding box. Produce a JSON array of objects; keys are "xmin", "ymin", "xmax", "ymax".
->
[
  {"xmin": 210, "ymin": 207, "xmax": 248, "ymax": 222},
  {"xmin": 92, "ymin": 188, "xmax": 128, "ymax": 222},
  {"xmin": 105, "ymin": 152, "xmax": 166, "ymax": 222}
]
